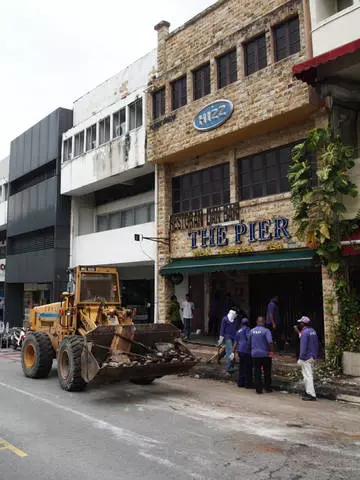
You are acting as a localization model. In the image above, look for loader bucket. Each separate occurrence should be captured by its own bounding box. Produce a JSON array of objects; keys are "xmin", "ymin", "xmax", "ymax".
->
[{"xmin": 81, "ymin": 322, "xmax": 197, "ymax": 384}]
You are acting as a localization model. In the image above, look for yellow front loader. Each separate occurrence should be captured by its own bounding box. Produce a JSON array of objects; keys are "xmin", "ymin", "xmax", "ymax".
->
[{"xmin": 21, "ymin": 266, "xmax": 196, "ymax": 391}]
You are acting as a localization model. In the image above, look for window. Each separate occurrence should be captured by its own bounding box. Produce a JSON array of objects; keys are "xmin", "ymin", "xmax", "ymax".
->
[
  {"xmin": 86, "ymin": 124, "xmax": 97, "ymax": 151},
  {"xmin": 193, "ymin": 63, "xmax": 211, "ymax": 100},
  {"xmin": 63, "ymin": 138, "xmax": 72, "ymax": 162},
  {"xmin": 99, "ymin": 116, "xmax": 110, "ymax": 145},
  {"xmin": 238, "ymin": 144, "xmax": 297, "ymax": 200},
  {"xmin": 113, "ymin": 108, "xmax": 126, "ymax": 138},
  {"xmin": 96, "ymin": 203, "xmax": 155, "ymax": 232},
  {"xmin": 153, "ymin": 88, "xmax": 165, "ymax": 119},
  {"xmin": 171, "ymin": 76, "xmax": 187, "ymax": 110},
  {"xmin": 274, "ymin": 17, "xmax": 300, "ymax": 61},
  {"xmin": 337, "ymin": 0, "xmax": 353, "ymax": 12},
  {"xmin": 217, "ymin": 49, "xmax": 237, "ymax": 88},
  {"xmin": 172, "ymin": 164, "xmax": 230, "ymax": 214},
  {"xmin": 245, "ymin": 35, "xmax": 267, "ymax": 76},
  {"xmin": 129, "ymin": 99, "xmax": 143, "ymax": 130},
  {"xmin": 74, "ymin": 131, "xmax": 84, "ymax": 156}
]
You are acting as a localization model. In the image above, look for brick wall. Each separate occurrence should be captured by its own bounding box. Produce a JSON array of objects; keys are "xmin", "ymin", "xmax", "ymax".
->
[{"xmin": 147, "ymin": 0, "xmax": 317, "ymax": 164}]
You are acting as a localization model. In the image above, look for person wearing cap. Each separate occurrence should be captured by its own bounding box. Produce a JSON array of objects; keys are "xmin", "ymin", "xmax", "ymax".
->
[
  {"xmin": 232, "ymin": 317, "xmax": 253, "ymax": 388},
  {"xmin": 249, "ymin": 316, "xmax": 274, "ymax": 394},
  {"xmin": 297, "ymin": 316, "xmax": 318, "ymax": 401},
  {"xmin": 217, "ymin": 307, "xmax": 238, "ymax": 374}
]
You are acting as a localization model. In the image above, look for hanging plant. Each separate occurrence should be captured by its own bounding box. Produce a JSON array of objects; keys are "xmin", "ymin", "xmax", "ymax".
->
[{"xmin": 289, "ymin": 127, "xmax": 360, "ymax": 371}]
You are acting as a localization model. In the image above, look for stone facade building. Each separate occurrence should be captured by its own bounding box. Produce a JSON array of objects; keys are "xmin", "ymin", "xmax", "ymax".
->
[{"xmin": 147, "ymin": 0, "xmax": 329, "ymax": 347}]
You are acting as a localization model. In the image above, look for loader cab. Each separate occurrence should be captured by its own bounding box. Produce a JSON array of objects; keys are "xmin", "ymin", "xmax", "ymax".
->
[{"xmin": 75, "ymin": 266, "xmax": 121, "ymax": 306}]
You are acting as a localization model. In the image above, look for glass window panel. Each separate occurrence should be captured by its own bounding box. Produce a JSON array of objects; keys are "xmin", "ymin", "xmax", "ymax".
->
[
  {"xmin": 134, "ymin": 205, "xmax": 148, "ymax": 224},
  {"xmin": 121, "ymin": 209, "xmax": 134, "ymax": 227},
  {"xmin": 109, "ymin": 212, "xmax": 121, "ymax": 230},
  {"xmin": 148, "ymin": 203, "xmax": 155, "ymax": 221},
  {"xmin": 113, "ymin": 108, "xmax": 126, "ymax": 138},
  {"xmin": 97, "ymin": 215, "xmax": 108, "ymax": 232},
  {"xmin": 191, "ymin": 198, "xmax": 200, "ymax": 210},
  {"xmin": 266, "ymin": 181, "xmax": 277, "ymax": 195}
]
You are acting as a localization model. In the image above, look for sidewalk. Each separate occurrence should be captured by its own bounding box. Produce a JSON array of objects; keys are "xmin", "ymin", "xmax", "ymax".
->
[{"xmin": 188, "ymin": 342, "xmax": 360, "ymax": 404}]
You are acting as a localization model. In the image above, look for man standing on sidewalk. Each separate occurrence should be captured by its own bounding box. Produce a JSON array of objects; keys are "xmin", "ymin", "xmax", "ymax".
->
[
  {"xmin": 232, "ymin": 317, "xmax": 253, "ymax": 388},
  {"xmin": 181, "ymin": 293, "xmax": 195, "ymax": 340},
  {"xmin": 265, "ymin": 296, "xmax": 282, "ymax": 353},
  {"xmin": 249, "ymin": 316, "xmax": 274, "ymax": 394},
  {"xmin": 297, "ymin": 316, "xmax": 318, "ymax": 401},
  {"xmin": 217, "ymin": 308, "xmax": 238, "ymax": 375}
]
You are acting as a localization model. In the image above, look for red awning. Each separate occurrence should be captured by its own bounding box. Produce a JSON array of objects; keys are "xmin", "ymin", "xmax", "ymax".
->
[
  {"xmin": 293, "ymin": 38, "xmax": 360, "ymax": 86},
  {"xmin": 342, "ymin": 228, "xmax": 360, "ymax": 256}
]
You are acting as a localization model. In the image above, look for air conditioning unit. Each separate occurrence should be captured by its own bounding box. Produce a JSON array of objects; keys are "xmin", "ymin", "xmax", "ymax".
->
[{"xmin": 115, "ymin": 122, "xmax": 126, "ymax": 137}]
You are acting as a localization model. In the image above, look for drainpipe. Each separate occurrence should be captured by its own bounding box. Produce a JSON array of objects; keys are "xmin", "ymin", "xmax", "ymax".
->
[
  {"xmin": 69, "ymin": 197, "xmax": 74, "ymax": 271},
  {"xmin": 154, "ymin": 163, "xmax": 158, "ymax": 324},
  {"xmin": 303, "ymin": 0, "xmax": 313, "ymax": 58}
]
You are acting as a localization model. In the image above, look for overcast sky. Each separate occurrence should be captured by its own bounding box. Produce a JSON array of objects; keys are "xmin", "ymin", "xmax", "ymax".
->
[{"xmin": 0, "ymin": 0, "xmax": 215, "ymax": 160}]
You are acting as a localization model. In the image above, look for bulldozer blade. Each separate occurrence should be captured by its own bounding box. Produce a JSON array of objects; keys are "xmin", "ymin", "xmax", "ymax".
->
[
  {"xmin": 132, "ymin": 323, "xmax": 181, "ymax": 349},
  {"xmin": 81, "ymin": 344, "xmax": 100, "ymax": 383},
  {"xmin": 96, "ymin": 358, "xmax": 198, "ymax": 383}
]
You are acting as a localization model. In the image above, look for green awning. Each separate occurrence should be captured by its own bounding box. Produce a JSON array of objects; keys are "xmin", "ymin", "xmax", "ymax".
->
[{"xmin": 160, "ymin": 250, "xmax": 316, "ymax": 276}]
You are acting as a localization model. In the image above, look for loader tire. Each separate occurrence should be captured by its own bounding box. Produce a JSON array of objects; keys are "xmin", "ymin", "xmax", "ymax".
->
[
  {"xmin": 22, "ymin": 332, "xmax": 54, "ymax": 379},
  {"xmin": 58, "ymin": 336, "xmax": 86, "ymax": 392},
  {"xmin": 130, "ymin": 377, "xmax": 156, "ymax": 385}
]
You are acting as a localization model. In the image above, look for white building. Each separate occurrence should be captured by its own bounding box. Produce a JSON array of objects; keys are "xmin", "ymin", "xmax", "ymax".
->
[
  {"xmin": 61, "ymin": 50, "xmax": 157, "ymax": 320},
  {"xmin": 310, "ymin": 0, "xmax": 360, "ymax": 56}
]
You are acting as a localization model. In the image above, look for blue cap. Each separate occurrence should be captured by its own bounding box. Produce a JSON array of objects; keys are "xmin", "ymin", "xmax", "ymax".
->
[{"xmin": 241, "ymin": 317, "xmax": 249, "ymax": 324}]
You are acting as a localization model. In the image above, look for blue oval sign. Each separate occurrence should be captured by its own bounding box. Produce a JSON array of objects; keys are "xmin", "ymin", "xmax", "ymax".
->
[{"xmin": 193, "ymin": 99, "xmax": 233, "ymax": 132}]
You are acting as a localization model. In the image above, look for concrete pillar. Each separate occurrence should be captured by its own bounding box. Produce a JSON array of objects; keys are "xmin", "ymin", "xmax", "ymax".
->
[
  {"xmin": 5, "ymin": 283, "xmax": 24, "ymax": 327},
  {"xmin": 154, "ymin": 21, "xmax": 170, "ymax": 75},
  {"xmin": 157, "ymin": 163, "xmax": 173, "ymax": 323},
  {"xmin": 321, "ymin": 265, "xmax": 340, "ymax": 351}
]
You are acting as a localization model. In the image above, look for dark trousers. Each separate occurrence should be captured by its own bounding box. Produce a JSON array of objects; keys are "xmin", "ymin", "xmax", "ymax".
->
[
  {"xmin": 183, "ymin": 318, "xmax": 191, "ymax": 339},
  {"xmin": 253, "ymin": 357, "xmax": 272, "ymax": 393},
  {"xmin": 238, "ymin": 352, "xmax": 253, "ymax": 387},
  {"xmin": 268, "ymin": 325, "xmax": 284, "ymax": 352}
]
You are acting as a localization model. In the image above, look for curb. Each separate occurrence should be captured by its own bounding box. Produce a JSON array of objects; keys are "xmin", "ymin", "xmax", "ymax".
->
[{"xmin": 189, "ymin": 364, "xmax": 360, "ymax": 404}]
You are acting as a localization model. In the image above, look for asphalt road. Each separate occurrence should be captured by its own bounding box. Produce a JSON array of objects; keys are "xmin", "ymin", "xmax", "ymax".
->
[{"xmin": 0, "ymin": 349, "xmax": 360, "ymax": 480}]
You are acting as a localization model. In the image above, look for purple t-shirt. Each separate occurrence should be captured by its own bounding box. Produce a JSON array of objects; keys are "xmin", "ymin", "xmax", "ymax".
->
[
  {"xmin": 235, "ymin": 326, "xmax": 251, "ymax": 354},
  {"xmin": 265, "ymin": 300, "xmax": 279, "ymax": 326},
  {"xmin": 220, "ymin": 315, "xmax": 238, "ymax": 341},
  {"xmin": 249, "ymin": 325, "xmax": 273, "ymax": 357},
  {"xmin": 299, "ymin": 327, "xmax": 318, "ymax": 360}
]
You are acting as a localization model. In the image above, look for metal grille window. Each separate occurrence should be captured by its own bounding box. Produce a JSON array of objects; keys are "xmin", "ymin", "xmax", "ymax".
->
[
  {"xmin": 217, "ymin": 49, "xmax": 237, "ymax": 88},
  {"xmin": 8, "ymin": 228, "xmax": 55, "ymax": 255},
  {"xmin": 172, "ymin": 164, "xmax": 230, "ymax": 214},
  {"xmin": 245, "ymin": 35, "xmax": 267, "ymax": 76},
  {"xmin": 193, "ymin": 63, "xmax": 211, "ymax": 100},
  {"xmin": 129, "ymin": 99, "xmax": 143, "ymax": 130},
  {"xmin": 171, "ymin": 76, "xmax": 187, "ymax": 110},
  {"xmin": 63, "ymin": 138, "xmax": 72, "ymax": 162},
  {"xmin": 99, "ymin": 116, "xmax": 110, "ymax": 145},
  {"xmin": 86, "ymin": 124, "xmax": 97, "ymax": 151},
  {"xmin": 113, "ymin": 108, "xmax": 126, "ymax": 138},
  {"xmin": 153, "ymin": 88, "xmax": 165, "ymax": 119},
  {"xmin": 274, "ymin": 17, "xmax": 300, "ymax": 61},
  {"xmin": 74, "ymin": 131, "xmax": 84, "ymax": 156},
  {"xmin": 96, "ymin": 203, "xmax": 155, "ymax": 232},
  {"xmin": 238, "ymin": 144, "xmax": 298, "ymax": 200}
]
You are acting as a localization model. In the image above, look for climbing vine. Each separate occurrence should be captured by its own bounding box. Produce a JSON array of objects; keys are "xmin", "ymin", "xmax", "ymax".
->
[{"xmin": 289, "ymin": 127, "xmax": 360, "ymax": 371}]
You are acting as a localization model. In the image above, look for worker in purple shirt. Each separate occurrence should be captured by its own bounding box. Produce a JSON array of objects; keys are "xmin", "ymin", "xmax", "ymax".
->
[
  {"xmin": 297, "ymin": 316, "xmax": 319, "ymax": 401},
  {"xmin": 231, "ymin": 317, "xmax": 253, "ymax": 388},
  {"xmin": 265, "ymin": 295, "xmax": 283, "ymax": 353},
  {"xmin": 217, "ymin": 308, "xmax": 238, "ymax": 374},
  {"xmin": 249, "ymin": 316, "xmax": 274, "ymax": 394}
]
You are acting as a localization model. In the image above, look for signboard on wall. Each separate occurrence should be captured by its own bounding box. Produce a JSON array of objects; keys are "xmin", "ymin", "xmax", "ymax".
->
[
  {"xmin": 0, "ymin": 259, "xmax": 6, "ymax": 283},
  {"xmin": 193, "ymin": 99, "xmax": 233, "ymax": 132}
]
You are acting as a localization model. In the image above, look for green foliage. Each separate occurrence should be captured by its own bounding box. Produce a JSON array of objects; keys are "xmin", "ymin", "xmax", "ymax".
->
[{"xmin": 289, "ymin": 127, "xmax": 360, "ymax": 369}]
